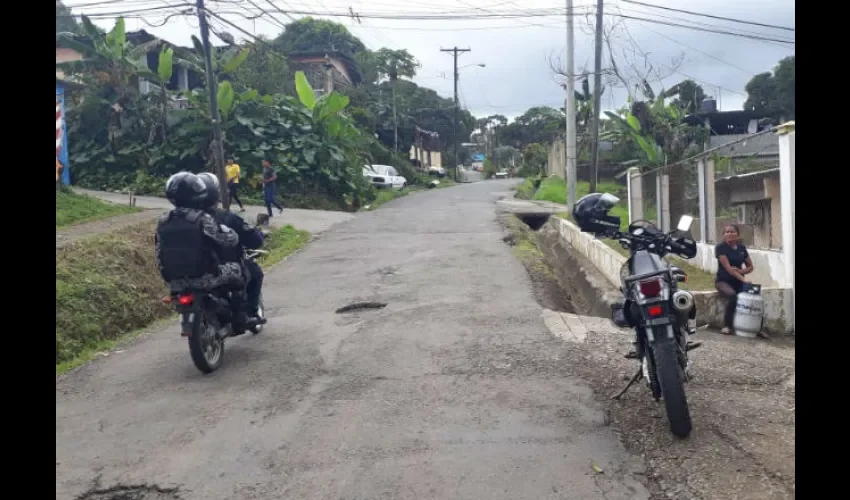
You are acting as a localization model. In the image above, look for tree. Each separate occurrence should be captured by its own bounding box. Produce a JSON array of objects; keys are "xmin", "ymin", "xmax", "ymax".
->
[
  {"xmin": 743, "ymin": 56, "xmax": 795, "ymax": 120},
  {"xmin": 56, "ymin": 0, "xmax": 80, "ymax": 34},
  {"xmin": 520, "ymin": 143, "xmax": 548, "ymax": 177},
  {"xmin": 230, "ymin": 37, "xmax": 293, "ymax": 96},
  {"xmin": 661, "ymin": 80, "xmax": 706, "ymax": 115},
  {"xmin": 500, "ymin": 106, "xmax": 564, "ymax": 149},
  {"xmin": 274, "ymin": 17, "xmax": 366, "ymax": 58},
  {"xmin": 373, "ymin": 48, "xmax": 419, "ymax": 152}
]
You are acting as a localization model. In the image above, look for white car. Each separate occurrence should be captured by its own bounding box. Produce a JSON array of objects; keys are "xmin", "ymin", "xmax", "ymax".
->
[
  {"xmin": 428, "ymin": 166, "xmax": 447, "ymax": 178},
  {"xmin": 364, "ymin": 164, "xmax": 407, "ymax": 189}
]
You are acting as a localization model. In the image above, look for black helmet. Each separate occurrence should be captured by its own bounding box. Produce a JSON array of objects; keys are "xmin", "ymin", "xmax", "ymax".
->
[
  {"xmin": 197, "ymin": 172, "xmax": 220, "ymax": 209},
  {"xmin": 165, "ymin": 172, "xmax": 207, "ymax": 209},
  {"xmin": 572, "ymin": 192, "xmax": 621, "ymax": 235}
]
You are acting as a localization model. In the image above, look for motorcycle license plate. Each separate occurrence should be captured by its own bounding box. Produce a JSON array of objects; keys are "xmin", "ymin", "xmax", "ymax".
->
[{"xmin": 180, "ymin": 312, "xmax": 195, "ymax": 337}]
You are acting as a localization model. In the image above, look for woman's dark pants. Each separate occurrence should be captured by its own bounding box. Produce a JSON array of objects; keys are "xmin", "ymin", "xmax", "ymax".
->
[{"xmin": 715, "ymin": 280, "xmax": 743, "ymax": 329}]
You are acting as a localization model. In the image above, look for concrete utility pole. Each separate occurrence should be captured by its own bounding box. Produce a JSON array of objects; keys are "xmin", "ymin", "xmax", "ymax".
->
[
  {"xmin": 441, "ymin": 47, "xmax": 470, "ymax": 182},
  {"xmin": 565, "ymin": 0, "xmax": 578, "ymax": 211},
  {"xmin": 196, "ymin": 0, "xmax": 229, "ymax": 208},
  {"xmin": 588, "ymin": 0, "xmax": 604, "ymax": 193}
]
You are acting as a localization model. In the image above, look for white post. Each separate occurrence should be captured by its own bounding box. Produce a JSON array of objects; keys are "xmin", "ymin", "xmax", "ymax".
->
[
  {"xmin": 697, "ymin": 159, "xmax": 708, "ymax": 242},
  {"xmin": 627, "ymin": 168, "xmax": 643, "ymax": 223},
  {"xmin": 656, "ymin": 174, "xmax": 671, "ymax": 231},
  {"xmin": 777, "ymin": 121, "xmax": 795, "ymax": 327}
]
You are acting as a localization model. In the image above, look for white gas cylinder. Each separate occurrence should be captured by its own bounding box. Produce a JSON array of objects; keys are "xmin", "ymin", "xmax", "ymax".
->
[{"xmin": 733, "ymin": 284, "xmax": 765, "ymax": 338}]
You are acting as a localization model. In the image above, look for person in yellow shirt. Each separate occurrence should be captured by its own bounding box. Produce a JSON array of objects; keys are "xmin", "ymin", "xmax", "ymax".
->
[{"xmin": 225, "ymin": 157, "xmax": 245, "ymax": 211}]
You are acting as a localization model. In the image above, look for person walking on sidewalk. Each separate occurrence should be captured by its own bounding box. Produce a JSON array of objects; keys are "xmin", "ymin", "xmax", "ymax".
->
[
  {"xmin": 262, "ymin": 159, "xmax": 284, "ymax": 218},
  {"xmin": 225, "ymin": 158, "xmax": 245, "ymax": 212}
]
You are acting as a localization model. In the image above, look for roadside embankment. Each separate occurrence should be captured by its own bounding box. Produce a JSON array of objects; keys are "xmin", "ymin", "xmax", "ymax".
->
[{"xmin": 56, "ymin": 220, "xmax": 310, "ymax": 374}]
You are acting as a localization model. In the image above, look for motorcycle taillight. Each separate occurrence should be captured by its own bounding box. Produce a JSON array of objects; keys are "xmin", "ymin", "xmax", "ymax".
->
[
  {"xmin": 178, "ymin": 294, "xmax": 194, "ymax": 306},
  {"xmin": 638, "ymin": 279, "xmax": 662, "ymax": 298}
]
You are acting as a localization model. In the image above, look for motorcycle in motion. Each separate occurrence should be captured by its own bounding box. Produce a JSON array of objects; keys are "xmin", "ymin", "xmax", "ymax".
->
[
  {"xmin": 607, "ymin": 215, "xmax": 701, "ymax": 438},
  {"xmin": 163, "ymin": 245, "xmax": 268, "ymax": 374}
]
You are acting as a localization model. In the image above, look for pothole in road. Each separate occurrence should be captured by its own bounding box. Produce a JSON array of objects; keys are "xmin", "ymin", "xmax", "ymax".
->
[
  {"xmin": 335, "ymin": 301, "xmax": 388, "ymax": 314},
  {"xmin": 75, "ymin": 484, "xmax": 181, "ymax": 500}
]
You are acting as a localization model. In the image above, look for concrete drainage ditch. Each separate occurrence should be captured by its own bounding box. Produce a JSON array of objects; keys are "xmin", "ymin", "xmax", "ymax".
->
[{"xmin": 502, "ymin": 213, "xmax": 618, "ymax": 320}]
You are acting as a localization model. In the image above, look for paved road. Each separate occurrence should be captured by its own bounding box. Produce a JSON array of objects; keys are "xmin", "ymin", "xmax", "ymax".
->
[
  {"xmin": 75, "ymin": 188, "xmax": 355, "ymax": 235},
  {"xmin": 56, "ymin": 180, "xmax": 648, "ymax": 500}
]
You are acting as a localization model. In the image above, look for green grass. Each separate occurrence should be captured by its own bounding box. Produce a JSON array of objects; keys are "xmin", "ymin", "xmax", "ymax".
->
[
  {"xmin": 56, "ymin": 189, "xmax": 140, "ymax": 228},
  {"xmin": 56, "ymin": 221, "xmax": 312, "ymax": 375}
]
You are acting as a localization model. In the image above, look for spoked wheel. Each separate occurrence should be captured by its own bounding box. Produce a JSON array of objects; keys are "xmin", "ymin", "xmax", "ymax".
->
[
  {"xmin": 188, "ymin": 309, "xmax": 225, "ymax": 374},
  {"xmin": 652, "ymin": 339, "xmax": 692, "ymax": 438},
  {"xmin": 250, "ymin": 294, "xmax": 265, "ymax": 334}
]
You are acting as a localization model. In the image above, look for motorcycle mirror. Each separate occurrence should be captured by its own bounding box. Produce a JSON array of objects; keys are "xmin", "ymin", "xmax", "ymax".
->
[{"xmin": 676, "ymin": 215, "xmax": 694, "ymax": 232}]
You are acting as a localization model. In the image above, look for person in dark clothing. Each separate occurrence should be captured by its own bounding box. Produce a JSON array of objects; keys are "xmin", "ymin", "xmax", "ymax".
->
[
  {"xmin": 155, "ymin": 171, "xmax": 256, "ymax": 335},
  {"xmin": 262, "ymin": 159, "xmax": 284, "ymax": 218},
  {"xmin": 714, "ymin": 224, "xmax": 755, "ymax": 335},
  {"xmin": 198, "ymin": 173, "xmax": 266, "ymax": 320}
]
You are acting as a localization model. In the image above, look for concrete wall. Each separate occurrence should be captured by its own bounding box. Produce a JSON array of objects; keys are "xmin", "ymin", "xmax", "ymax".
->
[
  {"xmin": 689, "ymin": 242, "xmax": 789, "ymax": 288},
  {"xmin": 546, "ymin": 217, "xmax": 793, "ymax": 334}
]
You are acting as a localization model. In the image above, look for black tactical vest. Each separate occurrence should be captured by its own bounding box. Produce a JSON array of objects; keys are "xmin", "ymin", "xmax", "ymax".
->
[{"xmin": 157, "ymin": 209, "xmax": 218, "ymax": 281}]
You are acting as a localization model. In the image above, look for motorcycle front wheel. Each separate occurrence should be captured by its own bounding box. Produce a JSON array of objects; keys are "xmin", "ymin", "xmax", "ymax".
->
[
  {"xmin": 188, "ymin": 306, "xmax": 225, "ymax": 374},
  {"xmin": 651, "ymin": 337, "xmax": 692, "ymax": 437}
]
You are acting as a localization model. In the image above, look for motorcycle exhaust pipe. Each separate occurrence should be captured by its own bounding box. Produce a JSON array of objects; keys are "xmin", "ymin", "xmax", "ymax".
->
[{"xmin": 671, "ymin": 290, "xmax": 694, "ymax": 312}]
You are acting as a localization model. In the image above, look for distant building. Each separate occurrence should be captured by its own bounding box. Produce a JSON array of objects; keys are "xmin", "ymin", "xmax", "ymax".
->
[{"xmin": 288, "ymin": 52, "xmax": 362, "ymax": 95}]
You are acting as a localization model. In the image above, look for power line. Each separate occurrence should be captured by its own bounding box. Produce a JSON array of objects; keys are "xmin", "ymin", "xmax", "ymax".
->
[
  {"xmin": 639, "ymin": 25, "xmax": 757, "ymax": 76},
  {"xmin": 621, "ymin": 0, "xmax": 795, "ymax": 32}
]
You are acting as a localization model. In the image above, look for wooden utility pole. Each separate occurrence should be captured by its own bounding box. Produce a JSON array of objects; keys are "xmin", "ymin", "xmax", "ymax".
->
[
  {"xmin": 588, "ymin": 0, "xmax": 604, "ymax": 193},
  {"xmin": 196, "ymin": 0, "xmax": 229, "ymax": 208},
  {"xmin": 441, "ymin": 47, "xmax": 470, "ymax": 182}
]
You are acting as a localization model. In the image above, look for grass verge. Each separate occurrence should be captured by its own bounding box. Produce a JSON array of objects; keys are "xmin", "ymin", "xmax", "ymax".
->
[
  {"xmin": 56, "ymin": 221, "xmax": 311, "ymax": 375},
  {"xmin": 56, "ymin": 189, "xmax": 140, "ymax": 228}
]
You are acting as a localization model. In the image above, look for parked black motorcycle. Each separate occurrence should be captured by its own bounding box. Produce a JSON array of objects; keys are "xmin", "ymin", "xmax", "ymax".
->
[
  {"xmin": 163, "ymin": 247, "xmax": 268, "ymax": 374},
  {"xmin": 607, "ymin": 215, "xmax": 701, "ymax": 437}
]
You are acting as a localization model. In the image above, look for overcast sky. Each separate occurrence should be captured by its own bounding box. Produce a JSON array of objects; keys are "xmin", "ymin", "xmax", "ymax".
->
[{"xmin": 69, "ymin": 0, "xmax": 795, "ymax": 120}]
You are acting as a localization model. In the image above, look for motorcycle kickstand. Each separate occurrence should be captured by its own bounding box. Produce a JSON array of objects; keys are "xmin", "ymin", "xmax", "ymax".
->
[{"xmin": 612, "ymin": 366, "xmax": 643, "ymax": 400}]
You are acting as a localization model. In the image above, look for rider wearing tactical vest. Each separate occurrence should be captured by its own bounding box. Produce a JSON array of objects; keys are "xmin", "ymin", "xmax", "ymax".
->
[
  {"xmin": 197, "ymin": 172, "xmax": 266, "ymax": 320},
  {"xmin": 155, "ymin": 171, "xmax": 256, "ymax": 334}
]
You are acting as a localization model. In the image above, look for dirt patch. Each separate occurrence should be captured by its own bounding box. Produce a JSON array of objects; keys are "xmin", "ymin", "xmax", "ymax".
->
[{"xmin": 502, "ymin": 215, "xmax": 796, "ymax": 500}]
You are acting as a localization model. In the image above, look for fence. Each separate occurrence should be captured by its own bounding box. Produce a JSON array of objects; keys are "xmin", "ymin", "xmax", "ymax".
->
[{"xmin": 626, "ymin": 123, "xmax": 795, "ymax": 295}]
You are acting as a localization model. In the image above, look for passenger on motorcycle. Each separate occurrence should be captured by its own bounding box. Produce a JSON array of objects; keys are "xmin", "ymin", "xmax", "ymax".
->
[
  {"xmin": 154, "ymin": 171, "xmax": 257, "ymax": 334},
  {"xmin": 197, "ymin": 172, "xmax": 267, "ymax": 321}
]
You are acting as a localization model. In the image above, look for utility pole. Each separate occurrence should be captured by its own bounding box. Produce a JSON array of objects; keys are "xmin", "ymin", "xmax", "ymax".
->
[
  {"xmin": 441, "ymin": 47, "xmax": 470, "ymax": 182},
  {"xmin": 196, "ymin": 0, "xmax": 229, "ymax": 209},
  {"xmin": 565, "ymin": 0, "xmax": 578, "ymax": 211},
  {"xmin": 588, "ymin": 0, "xmax": 604, "ymax": 193}
]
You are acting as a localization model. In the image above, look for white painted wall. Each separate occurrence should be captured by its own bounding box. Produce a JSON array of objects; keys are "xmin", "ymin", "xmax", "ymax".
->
[{"xmin": 554, "ymin": 217, "xmax": 793, "ymax": 333}]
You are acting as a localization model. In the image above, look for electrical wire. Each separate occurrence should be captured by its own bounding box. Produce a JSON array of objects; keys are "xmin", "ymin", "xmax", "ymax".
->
[{"xmin": 621, "ymin": 0, "xmax": 794, "ymax": 32}]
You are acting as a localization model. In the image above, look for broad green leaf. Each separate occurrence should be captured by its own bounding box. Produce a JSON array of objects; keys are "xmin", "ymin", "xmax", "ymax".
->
[
  {"xmin": 317, "ymin": 93, "xmax": 350, "ymax": 121},
  {"xmin": 157, "ymin": 47, "xmax": 174, "ymax": 83},
  {"xmin": 626, "ymin": 113, "xmax": 641, "ymax": 132},
  {"xmin": 294, "ymin": 71, "xmax": 316, "ymax": 110},
  {"xmin": 240, "ymin": 89, "xmax": 259, "ymax": 101},
  {"xmin": 222, "ymin": 48, "xmax": 250, "ymax": 73},
  {"xmin": 217, "ymin": 81, "xmax": 235, "ymax": 117},
  {"xmin": 633, "ymin": 135, "xmax": 658, "ymax": 162}
]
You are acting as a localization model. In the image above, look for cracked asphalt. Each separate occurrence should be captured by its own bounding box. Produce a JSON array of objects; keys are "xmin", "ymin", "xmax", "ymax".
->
[{"xmin": 56, "ymin": 180, "xmax": 649, "ymax": 500}]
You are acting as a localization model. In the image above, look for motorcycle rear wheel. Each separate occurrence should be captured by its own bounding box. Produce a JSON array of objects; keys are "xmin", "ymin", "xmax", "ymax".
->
[
  {"xmin": 652, "ymin": 339, "xmax": 692, "ymax": 437},
  {"xmin": 188, "ymin": 308, "xmax": 224, "ymax": 374}
]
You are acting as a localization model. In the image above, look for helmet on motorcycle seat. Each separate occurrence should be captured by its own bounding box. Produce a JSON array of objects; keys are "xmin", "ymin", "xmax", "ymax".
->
[
  {"xmin": 572, "ymin": 192, "xmax": 621, "ymax": 235},
  {"xmin": 197, "ymin": 172, "xmax": 221, "ymax": 209},
  {"xmin": 165, "ymin": 172, "xmax": 207, "ymax": 209}
]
